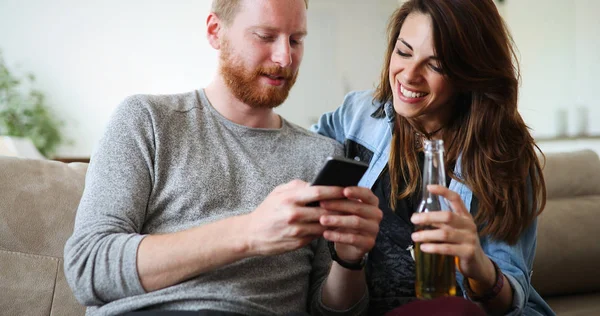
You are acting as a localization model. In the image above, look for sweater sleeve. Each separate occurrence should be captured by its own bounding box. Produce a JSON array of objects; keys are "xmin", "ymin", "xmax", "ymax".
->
[{"xmin": 63, "ymin": 95, "xmax": 156, "ymax": 306}]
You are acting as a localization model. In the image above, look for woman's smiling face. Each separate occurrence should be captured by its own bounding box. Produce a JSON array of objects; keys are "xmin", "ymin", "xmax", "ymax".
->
[{"xmin": 389, "ymin": 12, "xmax": 456, "ymax": 132}]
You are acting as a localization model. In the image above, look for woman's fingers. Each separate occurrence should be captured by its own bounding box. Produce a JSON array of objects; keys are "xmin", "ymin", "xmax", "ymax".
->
[
  {"xmin": 411, "ymin": 210, "xmax": 476, "ymax": 231},
  {"xmin": 342, "ymin": 186, "xmax": 379, "ymax": 207},
  {"xmin": 323, "ymin": 229, "xmax": 375, "ymax": 254},
  {"xmin": 412, "ymin": 226, "xmax": 475, "ymax": 245},
  {"xmin": 426, "ymin": 185, "xmax": 470, "ymax": 216},
  {"xmin": 417, "ymin": 242, "xmax": 477, "ymax": 259},
  {"xmin": 320, "ymin": 214, "xmax": 380, "ymax": 236},
  {"xmin": 319, "ymin": 198, "xmax": 381, "ymax": 221}
]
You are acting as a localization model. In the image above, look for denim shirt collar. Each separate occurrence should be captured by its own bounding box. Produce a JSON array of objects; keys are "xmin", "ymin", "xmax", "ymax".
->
[
  {"xmin": 370, "ymin": 101, "xmax": 396, "ymax": 125},
  {"xmin": 368, "ymin": 101, "xmax": 472, "ymax": 214}
]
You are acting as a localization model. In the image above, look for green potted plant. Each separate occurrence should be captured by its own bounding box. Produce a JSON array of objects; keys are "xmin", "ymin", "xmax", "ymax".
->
[{"xmin": 0, "ymin": 50, "xmax": 65, "ymax": 158}]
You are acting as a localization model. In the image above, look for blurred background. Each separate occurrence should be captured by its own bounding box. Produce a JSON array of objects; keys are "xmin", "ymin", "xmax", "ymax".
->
[{"xmin": 0, "ymin": 0, "xmax": 598, "ymax": 160}]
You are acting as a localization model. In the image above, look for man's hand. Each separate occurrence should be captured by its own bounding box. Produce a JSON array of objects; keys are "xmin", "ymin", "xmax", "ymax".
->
[
  {"xmin": 318, "ymin": 187, "xmax": 383, "ymax": 263},
  {"xmin": 242, "ymin": 180, "xmax": 347, "ymax": 256}
]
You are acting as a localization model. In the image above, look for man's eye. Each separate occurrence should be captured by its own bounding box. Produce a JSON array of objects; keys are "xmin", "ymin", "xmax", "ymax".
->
[{"xmin": 257, "ymin": 34, "xmax": 274, "ymax": 41}]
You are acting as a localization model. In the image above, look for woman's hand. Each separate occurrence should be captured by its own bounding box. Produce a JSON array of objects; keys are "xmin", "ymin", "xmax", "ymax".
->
[
  {"xmin": 410, "ymin": 185, "xmax": 496, "ymax": 288},
  {"xmin": 319, "ymin": 186, "xmax": 383, "ymax": 263}
]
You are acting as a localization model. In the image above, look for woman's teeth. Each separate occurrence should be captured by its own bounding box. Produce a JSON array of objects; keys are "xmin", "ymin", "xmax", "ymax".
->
[{"xmin": 401, "ymin": 85, "xmax": 427, "ymax": 98}]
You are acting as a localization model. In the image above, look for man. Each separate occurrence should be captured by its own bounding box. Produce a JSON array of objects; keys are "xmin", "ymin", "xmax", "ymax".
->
[{"xmin": 64, "ymin": 0, "xmax": 382, "ymax": 315}]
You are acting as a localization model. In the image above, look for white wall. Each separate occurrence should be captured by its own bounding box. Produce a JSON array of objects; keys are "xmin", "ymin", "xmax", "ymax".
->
[
  {"xmin": 280, "ymin": 0, "xmax": 399, "ymax": 126},
  {"xmin": 574, "ymin": 0, "xmax": 600, "ymax": 135},
  {"xmin": 0, "ymin": 0, "xmax": 397, "ymax": 157},
  {"xmin": 0, "ymin": 0, "xmax": 216, "ymax": 156},
  {"xmin": 501, "ymin": 0, "xmax": 600, "ymax": 138},
  {"xmin": 1, "ymin": 0, "xmax": 598, "ymax": 157}
]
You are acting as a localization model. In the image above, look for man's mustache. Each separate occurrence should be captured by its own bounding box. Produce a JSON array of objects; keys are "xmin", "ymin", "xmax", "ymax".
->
[{"xmin": 257, "ymin": 66, "xmax": 295, "ymax": 80}]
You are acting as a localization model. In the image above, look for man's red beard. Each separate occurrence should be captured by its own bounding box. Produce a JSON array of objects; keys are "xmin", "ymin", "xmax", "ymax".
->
[{"xmin": 219, "ymin": 42, "xmax": 298, "ymax": 109}]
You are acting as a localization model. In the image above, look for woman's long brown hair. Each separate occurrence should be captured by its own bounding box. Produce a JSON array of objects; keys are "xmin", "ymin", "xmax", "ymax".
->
[{"xmin": 375, "ymin": 0, "xmax": 546, "ymax": 244}]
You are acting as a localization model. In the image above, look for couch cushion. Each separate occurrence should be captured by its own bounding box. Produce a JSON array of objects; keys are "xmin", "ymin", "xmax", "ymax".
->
[
  {"xmin": 542, "ymin": 150, "xmax": 600, "ymax": 199},
  {"xmin": 0, "ymin": 250, "xmax": 59, "ymax": 316},
  {"xmin": 51, "ymin": 261, "xmax": 86, "ymax": 316},
  {"xmin": 532, "ymin": 196, "xmax": 600, "ymax": 297},
  {"xmin": 0, "ymin": 156, "xmax": 87, "ymax": 257},
  {"xmin": 545, "ymin": 293, "xmax": 600, "ymax": 316},
  {"xmin": 0, "ymin": 249, "xmax": 86, "ymax": 316},
  {"xmin": 0, "ymin": 156, "xmax": 87, "ymax": 316}
]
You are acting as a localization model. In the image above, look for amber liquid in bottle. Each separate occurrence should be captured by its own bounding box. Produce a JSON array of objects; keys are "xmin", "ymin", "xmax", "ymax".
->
[{"xmin": 414, "ymin": 139, "xmax": 456, "ymax": 299}]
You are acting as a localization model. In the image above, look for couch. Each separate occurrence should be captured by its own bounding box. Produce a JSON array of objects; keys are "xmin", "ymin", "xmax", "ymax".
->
[
  {"xmin": 531, "ymin": 149, "xmax": 600, "ymax": 315},
  {"xmin": 0, "ymin": 157, "xmax": 87, "ymax": 316},
  {"xmin": 1, "ymin": 150, "xmax": 599, "ymax": 316}
]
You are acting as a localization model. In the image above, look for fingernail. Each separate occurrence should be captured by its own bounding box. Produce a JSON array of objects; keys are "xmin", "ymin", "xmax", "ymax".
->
[{"xmin": 411, "ymin": 233, "xmax": 419, "ymax": 241}]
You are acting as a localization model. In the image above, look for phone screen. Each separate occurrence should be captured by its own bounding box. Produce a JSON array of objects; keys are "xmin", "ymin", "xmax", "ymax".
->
[
  {"xmin": 311, "ymin": 156, "xmax": 369, "ymax": 187},
  {"xmin": 307, "ymin": 156, "xmax": 369, "ymax": 207}
]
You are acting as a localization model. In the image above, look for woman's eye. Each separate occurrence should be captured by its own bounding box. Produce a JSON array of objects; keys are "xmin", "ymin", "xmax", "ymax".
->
[
  {"xmin": 396, "ymin": 49, "xmax": 410, "ymax": 57},
  {"xmin": 429, "ymin": 64, "xmax": 443, "ymax": 73}
]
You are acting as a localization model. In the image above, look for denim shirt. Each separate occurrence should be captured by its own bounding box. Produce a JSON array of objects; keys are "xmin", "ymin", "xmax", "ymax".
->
[{"xmin": 311, "ymin": 90, "xmax": 555, "ymax": 316}]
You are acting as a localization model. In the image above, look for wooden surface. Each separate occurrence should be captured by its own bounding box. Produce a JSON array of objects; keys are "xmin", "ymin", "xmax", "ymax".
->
[{"xmin": 53, "ymin": 157, "xmax": 90, "ymax": 164}]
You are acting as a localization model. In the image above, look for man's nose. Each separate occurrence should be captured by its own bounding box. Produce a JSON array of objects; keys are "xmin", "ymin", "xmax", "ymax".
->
[{"xmin": 271, "ymin": 38, "xmax": 292, "ymax": 68}]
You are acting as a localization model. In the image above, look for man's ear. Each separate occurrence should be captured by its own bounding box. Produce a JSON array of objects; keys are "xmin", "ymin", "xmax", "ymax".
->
[{"xmin": 206, "ymin": 12, "xmax": 222, "ymax": 50}]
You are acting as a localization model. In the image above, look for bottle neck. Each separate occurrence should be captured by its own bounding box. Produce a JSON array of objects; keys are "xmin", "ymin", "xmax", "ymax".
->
[{"xmin": 421, "ymin": 141, "xmax": 446, "ymax": 201}]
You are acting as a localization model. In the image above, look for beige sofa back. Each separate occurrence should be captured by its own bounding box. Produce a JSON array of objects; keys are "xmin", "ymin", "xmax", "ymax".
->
[
  {"xmin": 1, "ymin": 150, "xmax": 599, "ymax": 315},
  {"xmin": 533, "ymin": 150, "xmax": 600, "ymax": 297},
  {"xmin": 0, "ymin": 156, "xmax": 87, "ymax": 316}
]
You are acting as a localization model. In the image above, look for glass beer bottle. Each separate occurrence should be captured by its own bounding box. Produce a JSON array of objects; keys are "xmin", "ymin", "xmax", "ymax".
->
[{"xmin": 414, "ymin": 139, "xmax": 457, "ymax": 299}]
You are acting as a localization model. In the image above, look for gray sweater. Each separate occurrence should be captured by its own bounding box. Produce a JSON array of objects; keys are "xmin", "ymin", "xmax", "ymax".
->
[{"xmin": 63, "ymin": 90, "xmax": 366, "ymax": 315}]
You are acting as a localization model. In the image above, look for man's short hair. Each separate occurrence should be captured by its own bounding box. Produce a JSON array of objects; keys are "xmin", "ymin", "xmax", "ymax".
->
[{"xmin": 212, "ymin": 0, "xmax": 309, "ymax": 26}]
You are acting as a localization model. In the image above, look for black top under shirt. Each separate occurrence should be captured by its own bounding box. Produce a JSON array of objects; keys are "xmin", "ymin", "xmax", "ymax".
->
[{"xmin": 367, "ymin": 152, "xmax": 469, "ymax": 315}]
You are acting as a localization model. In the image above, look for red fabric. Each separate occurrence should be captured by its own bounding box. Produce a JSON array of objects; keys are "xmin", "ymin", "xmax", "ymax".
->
[{"xmin": 384, "ymin": 296, "xmax": 485, "ymax": 316}]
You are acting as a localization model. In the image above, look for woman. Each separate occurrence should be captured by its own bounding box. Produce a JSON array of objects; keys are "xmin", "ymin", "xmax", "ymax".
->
[{"xmin": 312, "ymin": 0, "xmax": 554, "ymax": 315}]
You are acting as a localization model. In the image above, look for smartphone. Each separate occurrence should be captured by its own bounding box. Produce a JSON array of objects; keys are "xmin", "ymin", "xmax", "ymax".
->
[{"xmin": 307, "ymin": 156, "xmax": 369, "ymax": 206}]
